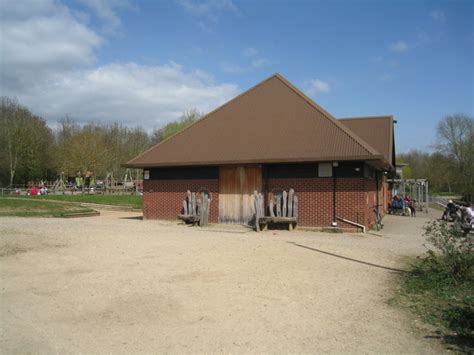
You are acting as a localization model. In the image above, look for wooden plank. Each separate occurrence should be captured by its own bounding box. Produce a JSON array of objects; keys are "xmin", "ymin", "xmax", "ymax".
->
[
  {"xmin": 253, "ymin": 191, "xmax": 260, "ymax": 232},
  {"xmin": 269, "ymin": 195, "xmax": 275, "ymax": 218},
  {"xmin": 258, "ymin": 193, "xmax": 265, "ymax": 217},
  {"xmin": 293, "ymin": 195, "xmax": 298, "ymax": 219},
  {"xmin": 219, "ymin": 165, "xmax": 262, "ymax": 225},
  {"xmin": 276, "ymin": 195, "xmax": 281, "ymax": 217},
  {"xmin": 187, "ymin": 190, "xmax": 192, "ymax": 216},
  {"xmin": 182, "ymin": 200, "xmax": 188, "ymax": 215},
  {"xmin": 288, "ymin": 188, "xmax": 294, "ymax": 217},
  {"xmin": 196, "ymin": 196, "xmax": 201, "ymax": 219},
  {"xmin": 268, "ymin": 217, "xmax": 297, "ymax": 223},
  {"xmin": 200, "ymin": 195, "xmax": 209, "ymax": 226},
  {"xmin": 282, "ymin": 190, "xmax": 288, "ymax": 217},
  {"xmin": 191, "ymin": 192, "xmax": 196, "ymax": 216}
]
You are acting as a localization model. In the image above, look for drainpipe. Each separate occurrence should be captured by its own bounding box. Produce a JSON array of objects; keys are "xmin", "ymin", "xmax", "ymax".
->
[
  {"xmin": 375, "ymin": 170, "xmax": 380, "ymax": 214},
  {"xmin": 332, "ymin": 162, "xmax": 338, "ymax": 227}
]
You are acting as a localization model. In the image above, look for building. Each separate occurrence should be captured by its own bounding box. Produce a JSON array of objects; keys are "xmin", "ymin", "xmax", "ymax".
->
[{"xmin": 126, "ymin": 74, "xmax": 395, "ymax": 230}]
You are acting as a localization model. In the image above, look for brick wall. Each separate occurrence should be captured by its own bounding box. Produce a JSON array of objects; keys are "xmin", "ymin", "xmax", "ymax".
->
[
  {"xmin": 267, "ymin": 177, "xmax": 377, "ymax": 229},
  {"xmin": 143, "ymin": 179, "xmax": 219, "ymax": 222},
  {"xmin": 143, "ymin": 176, "xmax": 382, "ymax": 230}
]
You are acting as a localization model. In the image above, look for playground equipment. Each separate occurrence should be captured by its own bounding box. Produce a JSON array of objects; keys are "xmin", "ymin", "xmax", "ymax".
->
[
  {"xmin": 389, "ymin": 179, "xmax": 429, "ymax": 213},
  {"xmin": 51, "ymin": 173, "xmax": 67, "ymax": 194}
]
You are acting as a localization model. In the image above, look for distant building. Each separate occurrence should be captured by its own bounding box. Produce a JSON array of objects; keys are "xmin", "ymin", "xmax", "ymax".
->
[{"xmin": 126, "ymin": 74, "xmax": 396, "ymax": 230}]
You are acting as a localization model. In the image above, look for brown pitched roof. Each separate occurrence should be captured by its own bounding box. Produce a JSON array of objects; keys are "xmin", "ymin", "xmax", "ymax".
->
[
  {"xmin": 339, "ymin": 116, "xmax": 395, "ymax": 167},
  {"xmin": 126, "ymin": 73, "xmax": 389, "ymax": 168}
]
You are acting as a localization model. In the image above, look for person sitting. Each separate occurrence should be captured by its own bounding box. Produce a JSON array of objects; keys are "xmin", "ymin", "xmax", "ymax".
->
[
  {"xmin": 442, "ymin": 200, "xmax": 457, "ymax": 220},
  {"xmin": 30, "ymin": 186, "xmax": 38, "ymax": 196},
  {"xmin": 404, "ymin": 195, "xmax": 416, "ymax": 217},
  {"xmin": 389, "ymin": 195, "xmax": 405, "ymax": 215}
]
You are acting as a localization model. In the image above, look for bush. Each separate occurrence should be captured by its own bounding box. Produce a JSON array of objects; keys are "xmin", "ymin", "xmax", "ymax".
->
[
  {"xmin": 422, "ymin": 220, "xmax": 473, "ymax": 282},
  {"xmin": 395, "ymin": 220, "xmax": 473, "ymax": 349}
]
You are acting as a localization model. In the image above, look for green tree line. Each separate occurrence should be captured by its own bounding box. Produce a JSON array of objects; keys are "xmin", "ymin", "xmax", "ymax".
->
[
  {"xmin": 0, "ymin": 97, "xmax": 201, "ymax": 186},
  {"xmin": 398, "ymin": 114, "xmax": 473, "ymax": 200}
]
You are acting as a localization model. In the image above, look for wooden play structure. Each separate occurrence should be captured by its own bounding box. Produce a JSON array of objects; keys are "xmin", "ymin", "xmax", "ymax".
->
[
  {"xmin": 178, "ymin": 190, "xmax": 211, "ymax": 227},
  {"xmin": 254, "ymin": 189, "xmax": 298, "ymax": 231}
]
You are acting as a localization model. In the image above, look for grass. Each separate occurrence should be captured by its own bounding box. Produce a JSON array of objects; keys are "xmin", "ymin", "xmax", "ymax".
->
[
  {"xmin": 0, "ymin": 197, "xmax": 96, "ymax": 217},
  {"xmin": 8, "ymin": 194, "xmax": 143, "ymax": 209},
  {"xmin": 393, "ymin": 257, "xmax": 473, "ymax": 352}
]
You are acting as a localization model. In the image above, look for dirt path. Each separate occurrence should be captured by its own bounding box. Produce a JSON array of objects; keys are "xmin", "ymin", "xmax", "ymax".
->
[{"xmin": 0, "ymin": 210, "xmax": 446, "ymax": 353}]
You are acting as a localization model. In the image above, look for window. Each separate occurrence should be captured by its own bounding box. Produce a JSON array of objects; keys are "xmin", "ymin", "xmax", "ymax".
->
[{"xmin": 318, "ymin": 163, "xmax": 332, "ymax": 177}]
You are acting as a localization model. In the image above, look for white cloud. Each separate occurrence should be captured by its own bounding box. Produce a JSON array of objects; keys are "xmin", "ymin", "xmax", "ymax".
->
[
  {"xmin": 251, "ymin": 58, "xmax": 268, "ymax": 68},
  {"xmin": 369, "ymin": 55, "xmax": 383, "ymax": 63},
  {"xmin": 0, "ymin": 0, "xmax": 240, "ymax": 127},
  {"xmin": 380, "ymin": 73, "xmax": 395, "ymax": 81},
  {"xmin": 389, "ymin": 40, "xmax": 409, "ymax": 53},
  {"xmin": 0, "ymin": 0, "xmax": 102, "ymax": 91},
  {"xmin": 177, "ymin": 0, "xmax": 239, "ymax": 20},
  {"xmin": 219, "ymin": 62, "xmax": 245, "ymax": 74},
  {"xmin": 430, "ymin": 10, "xmax": 446, "ymax": 22},
  {"xmin": 306, "ymin": 79, "xmax": 330, "ymax": 96},
  {"xmin": 242, "ymin": 47, "xmax": 258, "ymax": 57},
  {"xmin": 11, "ymin": 63, "xmax": 239, "ymax": 126},
  {"xmin": 77, "ymin": 0, "xmax": 133, "ymax": 34}
]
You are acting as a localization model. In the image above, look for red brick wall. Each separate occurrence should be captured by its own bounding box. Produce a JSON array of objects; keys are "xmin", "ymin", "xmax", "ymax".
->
[
  {"xmin": 143, "ymin": 176, "xmax": 382, "ymax": 230},
  {"xmin": 143, "ymin": 179, "xmax": 219, "ymax": 222},
  {"xmin": 267, "ymin": 177, "xmax": 376, "ymax": 229}
]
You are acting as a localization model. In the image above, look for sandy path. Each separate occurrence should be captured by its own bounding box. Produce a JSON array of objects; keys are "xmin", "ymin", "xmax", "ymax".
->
[{"xmin": 0, "ymin": 210, "xmax": 445, "ymax": 353}]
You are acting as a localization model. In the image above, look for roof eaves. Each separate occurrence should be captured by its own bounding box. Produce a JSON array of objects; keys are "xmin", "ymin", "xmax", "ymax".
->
[{"xmin": 124, "ymin": 154, "xmax": 386, "ymax": 168}]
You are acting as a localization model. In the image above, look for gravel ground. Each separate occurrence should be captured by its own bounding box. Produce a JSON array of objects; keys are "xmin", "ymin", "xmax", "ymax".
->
[{"xmin": 0, "ymin": 210, "xmax": 446, "ymax": 353}]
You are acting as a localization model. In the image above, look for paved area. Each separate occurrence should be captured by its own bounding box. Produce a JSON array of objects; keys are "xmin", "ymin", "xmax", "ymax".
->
[{"xmin": 0, "ymin": 210, "xmax": 445, "ymax": 353}]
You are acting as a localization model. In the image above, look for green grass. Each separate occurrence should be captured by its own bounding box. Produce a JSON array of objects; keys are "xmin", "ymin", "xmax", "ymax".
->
[
  {"xmin": 393, "ymin": 257, "xmax": 473, "ymax": 352},
  {"xmin": 432, "ymin": 192, "xmax": 462, "ymax": 197},
  {"xmin": 0, "ymin": 197, "xmax": 96, "ymax": 217},
  {"xmin": 9, "ymin": 194, "xmax": 143, "ymax": 209}
]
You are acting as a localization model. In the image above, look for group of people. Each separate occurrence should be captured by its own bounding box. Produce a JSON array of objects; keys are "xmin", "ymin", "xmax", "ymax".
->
[
  {"xmin": 25, "ymin": 184, "xmax": 48, "ymax": 196},
  {"xmin": 388, "ymin": 194, "xmax": 416, "ymax": 217},
  {"xmin": 441, "ymin": 199, "xmax": 474, "ymax": 223}
]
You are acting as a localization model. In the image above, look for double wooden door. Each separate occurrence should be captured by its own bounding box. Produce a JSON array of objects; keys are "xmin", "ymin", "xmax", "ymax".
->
[{"xmin": 219, "ymin": 166, "xmax": 262, "ymax": 225}]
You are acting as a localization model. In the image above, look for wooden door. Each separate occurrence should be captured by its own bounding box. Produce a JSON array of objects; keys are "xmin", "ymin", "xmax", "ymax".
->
[{"xmin": 219, "ymin": 166, "xmax": 262, "ymax": 225}]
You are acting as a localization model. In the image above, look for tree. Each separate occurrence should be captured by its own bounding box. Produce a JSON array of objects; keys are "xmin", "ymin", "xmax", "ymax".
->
[
  {"xmin": 0, "ymin": 97, "xmax": 54, "ymax": 186},
  {"xmin": 436, "ymin": 114, "xmax": 474, "ymax": 199},
  {"xmin": 151, "ymin": 109, "xmax": 202, "ymax": 144}
]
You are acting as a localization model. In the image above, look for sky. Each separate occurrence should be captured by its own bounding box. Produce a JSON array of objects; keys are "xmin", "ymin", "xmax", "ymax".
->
[{"xmin": 0, "ymin": 0, "xmax": 473, "ymax": 153}]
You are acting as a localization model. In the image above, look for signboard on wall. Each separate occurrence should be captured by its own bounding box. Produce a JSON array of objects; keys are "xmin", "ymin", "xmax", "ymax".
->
[{"xmin": 144, "ymin": 170, "xmax": 150, "ymax": 180}]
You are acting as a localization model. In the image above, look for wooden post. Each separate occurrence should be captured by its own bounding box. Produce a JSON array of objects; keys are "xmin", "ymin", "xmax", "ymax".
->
[
  {"xmin": 276, "ymin": 195, "xmax": 281, "ymax": 217},
  {"xmin": 191, "ymin": 192, "xmax": 196, "ymax": 216},
  {"xmin": 196, "ymin": 196, "xmax": 202, "ymax": 220},
  {"xmin": 254, "ymin": 191, "xmax": 260, "ymax": 232},
  {"xmin": 200, "ymin": 195, "xmax": 209, "ymax": 227},
  {"xmin": 187, "ymin": 190, "xmax": 192, "ymax": 215},
  {"xmin": 269, "ymin": 194, "xmax": 275, "ymax": 218},
  {"xmin": 293, "ymin": 195, "xmax": 298, "ymax": 219},
  {"xmin": 282, "ymin": 190, "xmax": 288, "ymax": 217},
  {"xmin": 288, "ymin": 188, "xmax": 294, "ymax": 218},
  {"xmin": 258, "ymin": 193, "xmax": 264, "ymax": 219}
]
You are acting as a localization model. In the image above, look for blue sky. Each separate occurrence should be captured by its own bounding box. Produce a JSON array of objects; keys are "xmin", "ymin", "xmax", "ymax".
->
[{"xmin": 1, "ymin": 0, "xmax": 473, "ymax": 153}]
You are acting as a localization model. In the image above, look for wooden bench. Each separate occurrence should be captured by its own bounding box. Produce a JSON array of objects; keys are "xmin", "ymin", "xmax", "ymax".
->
[
  {"xmin": 254, "ymin": 189, "xmax": 298, "ymax": 232},
  {"xmin": 177, "ymin": 190, "xmax": 211, "ymax": 227}
]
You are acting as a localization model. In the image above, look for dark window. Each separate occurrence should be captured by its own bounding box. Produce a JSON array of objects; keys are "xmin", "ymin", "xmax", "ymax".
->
[
  {"xmin": 149, "ymin": 166, "xmax": 218, "ymax": 180},
  {"xmin": 264, "ymin": 163, "xmax": 319, "ymax": 178},
  {"xmin": 265, "ymin": 162, "xmax": 365, "ymax": 179}
]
